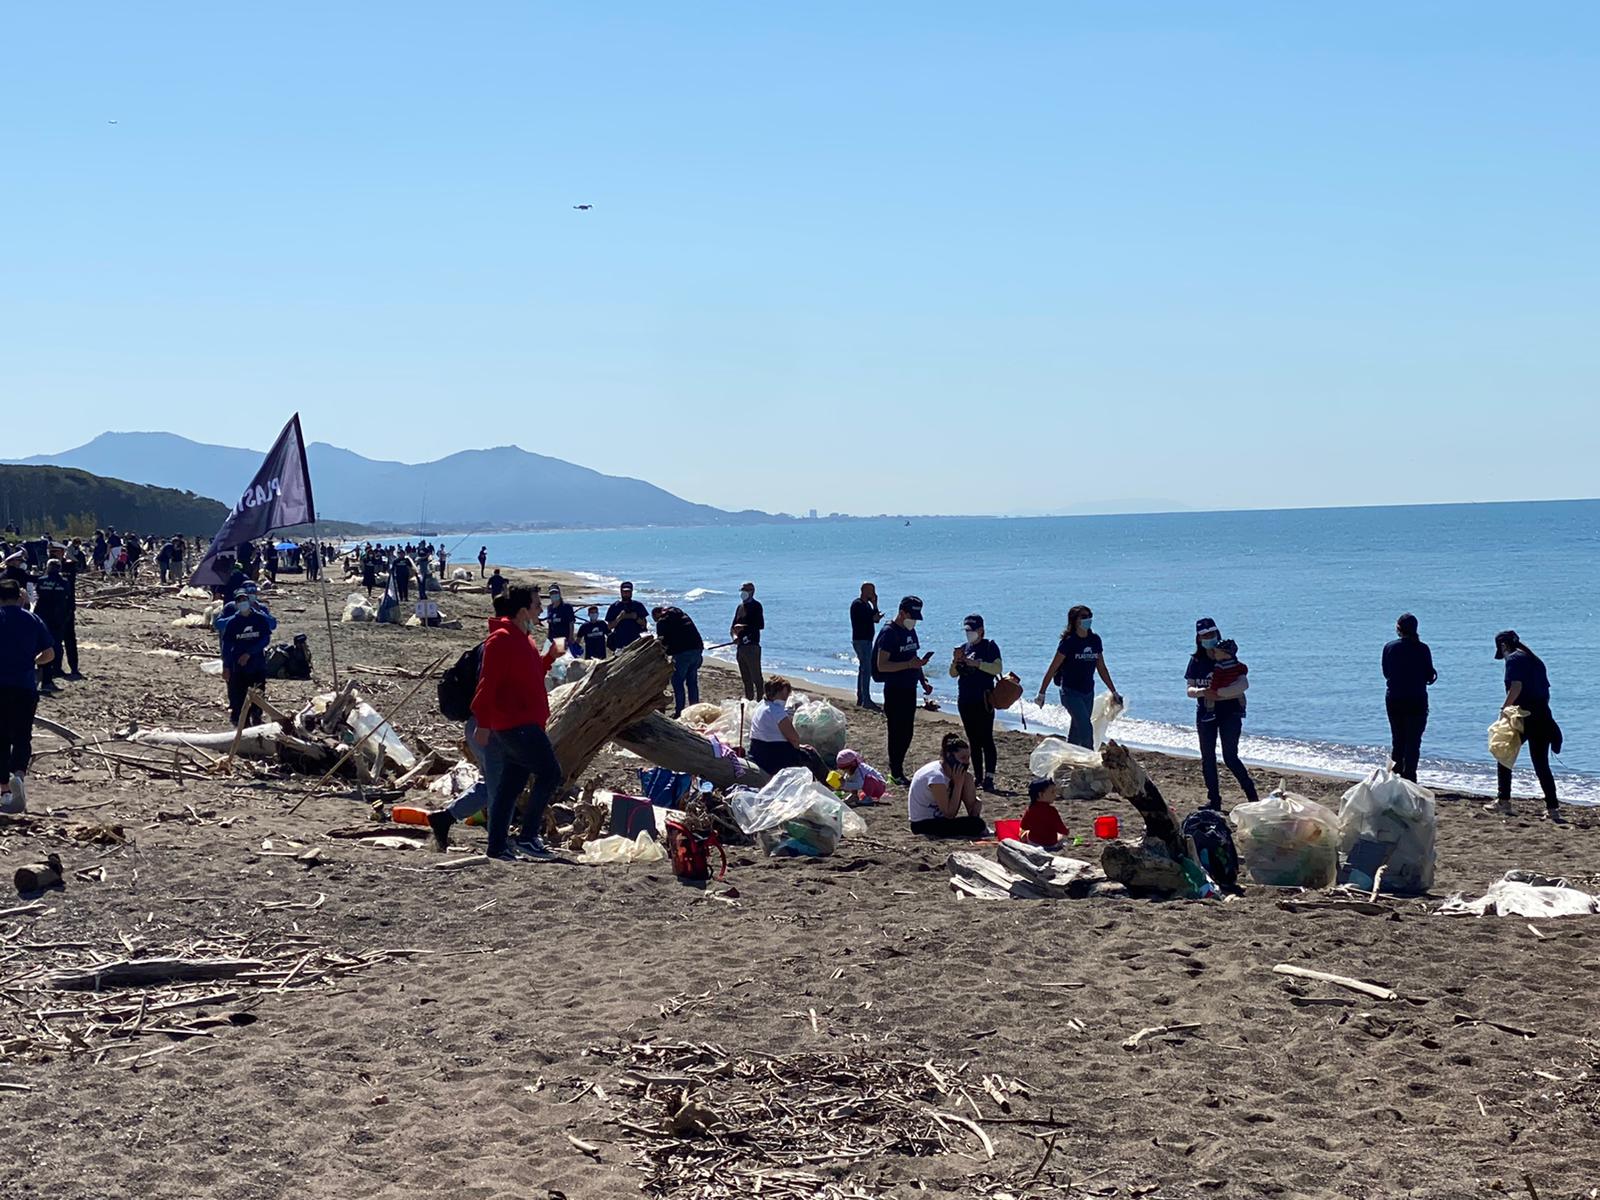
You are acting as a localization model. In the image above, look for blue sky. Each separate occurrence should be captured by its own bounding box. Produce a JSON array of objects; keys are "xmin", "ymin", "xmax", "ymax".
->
[{"xmin": 3, "ymin": 3, "xmax": 1596, "ymax": 516}]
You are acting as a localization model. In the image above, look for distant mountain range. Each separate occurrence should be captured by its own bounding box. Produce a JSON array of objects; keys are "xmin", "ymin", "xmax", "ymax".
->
[{"xmin": 11, "ymin": 432, "xmax": 779, "ymax": 529}]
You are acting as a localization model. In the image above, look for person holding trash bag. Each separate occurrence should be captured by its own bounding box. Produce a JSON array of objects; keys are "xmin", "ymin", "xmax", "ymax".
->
[
  {"xmin": 1382, "ymin": 612, "xmax": 1436, "ymax": 782},
  {"xmin": 1185, "ymin": 617, "xmax": 1259, "ymax": 812},
  {"xmin": 747, "ymin": 676, "xmax": 828, "ymax": 780},
  {"xmin": 1487, "ymin": 630, "xmax": 1564, "ymax": 822},
  {"xmin": 1035, "ymin": 604, "xmax": 1122, "ymax": 749},
  {"xmin": 950, "ymin": 613, "xmax": 1002, "ymax": 792}
]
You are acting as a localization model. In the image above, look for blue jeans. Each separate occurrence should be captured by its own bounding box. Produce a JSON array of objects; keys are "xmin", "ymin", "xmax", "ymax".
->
[
  {"xmin": 448, "ymin": 718, "xmax": 488, "ymax": 822},
  {"xmin": 1060, "ymin": 687, "xmax": 1094, "ymax": 748},
  {"xmin": 853, "ymin": 639, "xmax": 875, "ymax": 706},
  {"xmin": 671, "ymin": 650, "xmax": 703, "ymax": 715},
  {"xmin": 483, "ymin": 723, "xmax": 562, "ymax": 855}
]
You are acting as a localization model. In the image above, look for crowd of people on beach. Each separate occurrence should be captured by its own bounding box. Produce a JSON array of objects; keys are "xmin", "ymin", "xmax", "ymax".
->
[{"xmin": 0, "ymin": 522, "xmax": 1574, "ymax": 835}]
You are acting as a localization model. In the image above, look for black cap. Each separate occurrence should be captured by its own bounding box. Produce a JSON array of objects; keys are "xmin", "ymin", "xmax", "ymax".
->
[
  {"xmin": 1195, "ymin": 617, "xmax": 1218, "ymax": 635},
  {"xmin": 620, "ymin": 580, "xmax": 633, "ymax": 590},
  {"xmin": 900, "ymin": 595, "xmax": 924, "ymax": 619},
  {"xmin": 1494, "ymin": 629, "xmax": 1518, "ymax": 659},
  {"xmin": 963, "ymin": 613, "xmax": 983, "ymax": 631}
]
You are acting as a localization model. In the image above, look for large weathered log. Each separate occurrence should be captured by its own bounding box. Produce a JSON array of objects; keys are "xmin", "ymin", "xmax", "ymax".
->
[
  {"xmin": 612, "ymin": 713, "xmax": 772, "ymax": 790},
  {"xmin": 48, "ymin": 957, "xmax": 268, "ymax": 991},
  {"xmin": 946, "ymin": 851, "xmax": 1049, "ymax": 900},
  {"xmin": 995, "ymin": 840, "xmax": 1102, "ymax": 897},
  {"xmin": 545, "ymin": 637, "xmax": 673, "ymax": 782}
]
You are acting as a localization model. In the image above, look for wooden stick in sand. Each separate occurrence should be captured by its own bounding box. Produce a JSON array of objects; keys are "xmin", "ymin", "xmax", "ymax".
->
[{"xmin": 1272, "ymin": 964, "xmax": 1398, "ymax": 1002}]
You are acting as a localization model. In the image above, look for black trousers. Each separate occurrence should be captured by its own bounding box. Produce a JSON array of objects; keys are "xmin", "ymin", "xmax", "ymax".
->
[
  {"xmin": 227, "ymin": 669, "xmax": 268, "ymax": 726},
  {"xmin": 884, "ymin": 687, "xmax": 917, "ymax": 778},
  {"xmin": 911, "ymin": 814, "xmax": 987, "ymax": 838},
  {"xmin": 40, "ymin": 619, "xmax": 66, "ymax": 683},
  {"xmin": 1385, "ymin": 696, "xmax": 1428, "ymax": 782},
  {"xmin": 958, "ymin": 697, "xmax": 997, "ymax": 780},
  {"xmin": 61, "ymin": 618, "xmax": 77, "ymax": 675},
  {"xmin": 1198, "ymin": 707, "xmax": 1258, "ymax": 809},
  {"xmin": 0, "ymin": 686, "xmax": 39, "ymax": 779},
  {"xmin": 1498, "ymin": 702, "xmax": 1559, "ymax": 807},
  {"xmin": 749, "ymin": 738, "xmax": 828, "ymax": 782}
]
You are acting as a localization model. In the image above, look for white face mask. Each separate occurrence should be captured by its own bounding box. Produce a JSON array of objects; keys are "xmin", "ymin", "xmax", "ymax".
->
[
  {"xmin": 741, "ymin": 590, "xmax": 754, "ymax": 601},
  {"xmin": 907, "ymin": 618, "xmax": 920, "ymax": 629},
  {"xmin": 965, "ymin": 630, "xmax": 981, "ymax": 645}
]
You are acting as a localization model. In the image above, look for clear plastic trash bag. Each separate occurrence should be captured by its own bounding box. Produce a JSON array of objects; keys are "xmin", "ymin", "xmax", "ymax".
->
[
  {"xmin": 792, "ymin": 700, "xmax": 849, "ymax": 761},
  {"xmin": 1091, "ymin": 692, "xmax": 1126, "ymax": 749},
  {"xmin": 1337, "ymin": 769, "xmax": 1436, "ymax": 893},
  {"xmin": 578, "ymin": 831, "xmax": 667, "ymax": 865},
  {"xmin": 728, "ymin": 767, "xmax": 866, "ymax": 857},
  {"xmin": 1228, "ymin": 790, "xmax": 1340, "ymax": 888},
  {"xmin": 1027, "ymin": 739, "xmax": 1113, "ymax": 800}
]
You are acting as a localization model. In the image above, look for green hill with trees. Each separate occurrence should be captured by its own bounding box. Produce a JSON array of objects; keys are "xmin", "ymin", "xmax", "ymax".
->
[{"xmin": 0, "ymin": 465, "xmax": 229, "ymax": 537}]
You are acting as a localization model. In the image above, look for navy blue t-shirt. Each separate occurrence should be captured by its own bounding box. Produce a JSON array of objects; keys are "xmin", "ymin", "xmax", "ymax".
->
[
  {"xmin": 545, "ymin": 602, "xmax": 577, "ymax": 641},
  {"xmin": 873, "ymin": 622, "xmax": 923, "ymax": 692},
  {"xmin": 606, "ymin": 600, "xmax": 650, "ymax": 650},
  {"xmin": 955, "ymin": 638, "xmax": 1001, "ymax": 705},
  {"xmin": 1185, "ymin": 651, "xmax": 1246, "ymax": 722},
  {"xmin": 1504, "ymin": 649, "xmax": 1551, "ymax": 705},
  {"xmin": 0, "ymin": 607, "xmax": 54, "ymax": 692},
  {"xmin": 1054, "ymin": 632, "xmax": 1103, "ymax": 694},
  {"xmin": 577, "ymin": 618, "xmax": 609, "ymax": 659},
  {"xmin": 1382, "ymin": 637, "xmax": 1436, "ymax": 701}
]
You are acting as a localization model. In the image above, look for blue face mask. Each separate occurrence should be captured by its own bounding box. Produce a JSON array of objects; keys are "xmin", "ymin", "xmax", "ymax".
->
[{"xmin": 1200, "ymin": 635, "xmax": 1219, "ymax": 649}]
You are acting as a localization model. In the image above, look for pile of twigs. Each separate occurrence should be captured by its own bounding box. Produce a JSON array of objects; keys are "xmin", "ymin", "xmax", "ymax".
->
[
  {"xmin": 0, "ymin": 925, "xmax": 407, "ymax": 1074},
  {"xmin": 588, "ymin": 1039, "xmax": 1046, "ymax": 1199}
]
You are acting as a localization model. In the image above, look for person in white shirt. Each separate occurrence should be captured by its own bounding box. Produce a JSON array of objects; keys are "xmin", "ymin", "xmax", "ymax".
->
[
  {"xmin": 907, "ymin": 732, "xmax": 986, "ymax": 837},
  {"xmin": 747, "ymin": 676, "xmax": 827, "ymax": 780}
]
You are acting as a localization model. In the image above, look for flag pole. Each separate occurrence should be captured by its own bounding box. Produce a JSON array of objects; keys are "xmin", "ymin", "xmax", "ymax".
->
[{"xmin": 313, "ymin": 522, "xmax": 341, "ymax": 688}]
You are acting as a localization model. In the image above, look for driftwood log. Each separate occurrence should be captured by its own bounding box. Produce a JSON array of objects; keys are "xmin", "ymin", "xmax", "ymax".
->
[
  {"xmin": 545, "ymin": 637, "xmax": 673, "ymax": 783},
  {"xmin": 613, "ymin": 713, "xmax": 772, "ymax": 790},
  {"xmin": 47, "ymin": 957, "xmax": 268, "ymax": 991}
]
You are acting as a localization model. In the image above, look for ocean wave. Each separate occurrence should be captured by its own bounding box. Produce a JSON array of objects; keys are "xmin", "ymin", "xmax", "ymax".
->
[{"xmin": 682, "ymin": 587, "xmax": 725, "ymax": 602}]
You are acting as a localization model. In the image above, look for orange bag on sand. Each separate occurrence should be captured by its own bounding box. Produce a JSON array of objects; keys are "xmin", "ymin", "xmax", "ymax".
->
[{"xmin": 988, "ymin": 673, "xmax": 1024, "ymax": 711}]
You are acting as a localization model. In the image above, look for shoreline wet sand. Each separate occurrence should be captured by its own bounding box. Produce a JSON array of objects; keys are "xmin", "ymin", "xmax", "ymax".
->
[{"xmin": 2, "ymin": 562, "xmax": 1596, "ymax": 1199}]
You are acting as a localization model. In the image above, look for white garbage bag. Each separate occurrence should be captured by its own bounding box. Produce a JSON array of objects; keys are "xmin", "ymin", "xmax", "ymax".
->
[
  {"xmin": 1228, "ymin": 791, "xmax": 1340, "ymax": 888},
  {"xmin": 347, "ymin": 701, "xmax": 417, "ymax": 772},
  {"xmin": 1337, "ymin": 769, "xmax": 1436, "ymax": 893},
  {"xmin": 1488, "ymin": 708, "xmax": 1526, "ymax": 768},
  {"xmin": 1027, "ymin": 738, "xmax": 1113, "ymax": 800},
  {"xmin": 728, "ymin": 767, "xmax": 867, "ymax": 857},
  {"xmin": 1091, "ymin": 692, "xmax": 1125, "ymax": 749},
  {"xmin": 792, "ymin": 699, "xmax": 849, "ymax": 761},
  {"xmin": 1439, "ymin": 871, "xmax": 1600, "ymax": 918}
]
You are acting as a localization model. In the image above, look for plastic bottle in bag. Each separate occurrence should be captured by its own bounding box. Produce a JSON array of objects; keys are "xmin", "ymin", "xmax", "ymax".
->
[{"xmin": 1228, "ymin": 791, "xmax": 1340, "ymax": 888}]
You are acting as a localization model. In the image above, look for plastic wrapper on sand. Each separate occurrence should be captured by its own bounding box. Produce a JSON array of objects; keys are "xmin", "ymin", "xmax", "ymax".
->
[
  {"xmin": 1337, "ymin": 769, "xmax": 1436, "ymax": 893},
  {"xmin": 1439, "ymin": 871, "xmax": 1600, "ymax": 919},
  {"xmin": 728, "ymin": 767, "xmax": 867, "ymax": 858},
  {"xmin": 579, "ymin": 832, "xmax": 667, "ymax": 865},
  {"xmin": 1228, "ymin": 791, "xmax": 1340, "ymax": 888}
]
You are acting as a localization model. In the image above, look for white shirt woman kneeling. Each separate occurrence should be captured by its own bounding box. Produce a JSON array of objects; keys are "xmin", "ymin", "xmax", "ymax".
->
[{"xmin": 907, "ymin": 732, "xmax": 987, "ymax": 838}]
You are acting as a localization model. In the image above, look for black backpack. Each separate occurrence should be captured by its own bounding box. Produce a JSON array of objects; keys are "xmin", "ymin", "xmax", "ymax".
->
[
  {"xmin": 1181, "ymin": 808, "xmax": 1240, "ymax": 892},
  {"xmin": 437, "ymin": 641, "xmax": 484, "ymax": 721}
]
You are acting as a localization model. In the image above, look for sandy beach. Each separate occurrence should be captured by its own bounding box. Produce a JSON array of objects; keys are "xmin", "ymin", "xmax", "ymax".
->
[{"xmin": 3, "ymin": 565, "xmax": 1597, "ymax": 1200}]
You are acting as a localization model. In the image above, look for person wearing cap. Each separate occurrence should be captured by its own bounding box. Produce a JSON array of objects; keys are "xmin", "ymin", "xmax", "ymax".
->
[
  {"xmin": 218, "ymin": 588, "xmax": 278, "ymax": 726},
  {"xmin": 850, "ymin": 583, "xmax": 884, "ymax": 711},
  {"xmin": 873, "ymin": 595, "xmax": 935, "ymax": 785},
  {"xmin": 545, "ymin": 586, "xmax": 577, "ymax": 650},
  {"xmin": 32, "ymin": 560, "xmax": 72, "ymax": 691},
  {"xmin": 652, "ymin": 604, "xmax": 705, "ymax": 716},
  {"xmin": 606, "ymin": 581, "xmax": 650, "ymax": 652},
  {"xmin": 950, "ymin": 614, "xmax": 1003, "ymax": 792},
  {"xmin": 731, "ymin": 582, "xmax": 765, "ymax": 701},
  {"xmin": 1487, "ymin": 631, "xmax": 1564, "ymax": 821},
  {"xmin": 0, "ymin": 578, "xmax": 55, "ymax": 813},
  {"xmin": 1020, "ymin": 778, "xmax": 1069, "ymax": 848},
  {"xmin": 1185, "ymin": 617, "xmax": 1259, "ymax": 811},
  {"xmin": 1035, "ymin": 604, "xmax": 1121, "ymax": 750},
  {"xmin": 1382, "ymin": 613, "xmax": 1437, "ymax": 782},
  {"xmin": 575, "ymin": 603, "xmax": 609, "ymax": 660}
]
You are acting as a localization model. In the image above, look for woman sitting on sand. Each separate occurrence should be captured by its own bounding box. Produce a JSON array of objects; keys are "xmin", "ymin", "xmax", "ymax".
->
[
  {"xmin": 748, "ymin": 676, "xmax": 828, "ymax": 781},
  {"xmin": 907, "ymin": 732, "xmax": 986, "ymax": 838},
  {"xmin": 1185, "ymin": 617, "xmax": 1259, "ymax": 811}
]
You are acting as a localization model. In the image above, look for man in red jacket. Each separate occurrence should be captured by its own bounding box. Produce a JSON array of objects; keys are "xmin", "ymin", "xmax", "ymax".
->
[{"xmin": 471, "ymin": 586, "xmax": 565, "ymax": 858}]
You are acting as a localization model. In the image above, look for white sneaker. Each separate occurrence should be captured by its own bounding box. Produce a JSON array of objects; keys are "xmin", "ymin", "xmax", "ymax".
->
[{"xmin": 1483, "ymin": 798, "xmax": 1513, "ymax": 816}]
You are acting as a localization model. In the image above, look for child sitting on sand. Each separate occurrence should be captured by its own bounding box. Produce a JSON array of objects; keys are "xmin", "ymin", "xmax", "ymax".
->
[
  {"xmin": 835, "ymin": 748, "xmax": 887, "ymax": 803},
  {"xmin": 1020, "ymin": 778, "xmax": 1069, "ymax": 848},
  {"xmin": 1204, "ymin": 639, "xmax": 1247, "ymax": 707}
]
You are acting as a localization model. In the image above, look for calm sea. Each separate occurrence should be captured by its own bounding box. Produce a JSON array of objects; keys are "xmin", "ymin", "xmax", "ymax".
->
[{"xmin": 449, "ymin": 500, "xmax": 1599, "ymax": 803}]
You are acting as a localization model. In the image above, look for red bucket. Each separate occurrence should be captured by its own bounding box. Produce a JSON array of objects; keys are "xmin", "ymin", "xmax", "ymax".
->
[
  {"xmin": 994, "ymin": 818, "xmax": 1022, "ymax": 843},
  {"xmin": 1093, "ymin": 814, "xmax": 1120, "ymax": 839}
]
